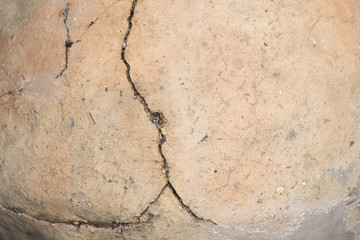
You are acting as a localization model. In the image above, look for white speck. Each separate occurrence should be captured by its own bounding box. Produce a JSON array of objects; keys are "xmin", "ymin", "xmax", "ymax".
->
[
  {"xmin": 74, "ymin": 17, "xmax": 76, "ymax": 21},
  {"xmin": 308, "ymin": 37, "xmax": 316, "ymax": 46},
  {"xmin": 279, "ymin": 90, "xmax": 282, "ymax": 94},
  {"xmin": 302, "ymin": 196, "xmax": 306, "ymax": 200},
  {"xmin": 99, "ymin": 58, "xmax": 102, "ymax": 61},
  {"xmin": 276, "ymin": 186, "xmax": 284, "ymax": 194},
  {"xmin": 302, "ymin": 180, "xmax": 307, "ymax": 186}
]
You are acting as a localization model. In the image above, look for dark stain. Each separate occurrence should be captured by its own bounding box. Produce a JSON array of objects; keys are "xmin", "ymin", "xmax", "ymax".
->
[
  {"xmin": 198, "ymin": 135, "xmax": 209, "ymax": 144},
  {"xmin": 286, "ymin": 130, "xmax": 296, "ymax": 141},
  {"xmin": 69, "ymin": 119, "xmax": 75, "ymax": 129}
]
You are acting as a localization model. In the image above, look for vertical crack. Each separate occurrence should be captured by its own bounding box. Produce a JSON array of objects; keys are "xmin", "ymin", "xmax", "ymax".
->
[
  {"xmin": 56, "ymin": 1, "xmax": 73, "ymax": 78},
  {"xmin": 121, "ymin": 0, "xmax": 216, "ymax": 225},
  {"xmin": 121, "ymin": 0, "xmax": 170, "ymax": 180}
]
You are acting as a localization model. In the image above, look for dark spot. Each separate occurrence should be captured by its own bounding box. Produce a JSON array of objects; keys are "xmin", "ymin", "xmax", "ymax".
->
[
  {"xmin": 81, "ymin": 98, "xmax": 85, "ymax": 101},
  {"xmin": 99, "ymin": 147, "xmax": 104, "ymax": 150},
  {"xmin": 88, "ymin": 21, "xmax": 95, "ymax": 27},
  {"xmin": 69, "ymin": 119, "xmax": 75, "ymax": 129},
  {"xmin": 108, "ymin": 180, "xmax": 112, "ymax": 183},
  {"xmin": 129, "ymin": 176, "xmax": 134, "ymax": 183},
  {"xmin": 105, "ymin": 86, "xmax": 109, "ymax": 92},
  {"xmin": 123, "ymin": 186, "xmax": 128, "ymax": 190},
  {"xmin": 350, "ymin": 141, "xmax": 354, "ymax": 147},
  {"xmin": 264, "ymin": 42, "xmax": 268, "ymax": 47},
  {"xmin": 324, "ymin": 118, "xmax": 330, "ymax": 124},
  {"xmin": 198, "ymin": 135, "xmax": 209, "ymax": 144},
  {"xmin": 120, "ymin": 90, "xmax": 123, "ymax": 96},
  {"xmin": 286, "ymin": 130, "xmax": 296, "ymax": 141},
  {"xmin": 265, "ymin": 10, "xmax": 268, "ymax": 13},
  {"xmin": 65, "ymin": 40, "xmax": 73, "ymax": 48},
  {"xmin": 7, "ymin": 88, "xmax": 24, "ymax": 96},
  {"xmin": 214, "ymin": 170, "xmax": 217, "ymax": 173},
  {"xmin": 133, "ymin": 96, "xmax": 138, "ymax": 100}
]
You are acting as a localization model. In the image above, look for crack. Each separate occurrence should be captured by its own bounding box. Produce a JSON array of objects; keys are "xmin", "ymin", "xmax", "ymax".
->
[
  {"xmin": 0, "ymin": 182, "xmax": 168, "ymax": 231},
  {"xmin": 120, "ymin": 0, "xmax": 217, "ymax": 225},
  {"xmin": 56, "ymin": 1, "xmax": 73, "ymax": 79},
  {"xmin": 76, "ymin": 0, "xmax": 122, "ymax": 42},
  {"xmin": 0, "ymin": 186, "xmax": 165, "ymax": 231},
  {"xmin": 166, "ymin": 182, "xmax": 216, "ymax": 224},
  {"xmin": 56, "ymin": 0, "xmax": 123, "ymax": 78},
  {"xmin": 0, "ymin": 88, "xmax": 24, "ymax": 98},
  {"xmin": 138, "ymin": 183, "xmax": 167, "ymax": 220},
  {"xmin": 121, "ymin": 0, "xmax": 170, "ymax": 180}
]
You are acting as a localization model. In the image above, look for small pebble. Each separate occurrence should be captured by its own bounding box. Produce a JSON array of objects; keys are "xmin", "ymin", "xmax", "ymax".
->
[{"xmin": 276, "ymin": 186, "xmax": 284, "ymax": 194}]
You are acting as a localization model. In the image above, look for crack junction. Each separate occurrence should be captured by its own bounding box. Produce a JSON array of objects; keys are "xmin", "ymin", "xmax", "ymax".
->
[{"xmin": 121, "ymin": 0, "xmax": 216, "ymax": 225}]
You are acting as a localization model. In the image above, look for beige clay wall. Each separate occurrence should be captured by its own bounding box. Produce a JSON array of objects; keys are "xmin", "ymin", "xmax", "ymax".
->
[{"xmin": 0, "ymin": 0, "xmax": 359, "ymax": 239}]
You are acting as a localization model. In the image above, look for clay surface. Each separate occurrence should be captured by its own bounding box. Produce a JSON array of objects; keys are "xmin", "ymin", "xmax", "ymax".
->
[{"xmin": 0, "ymin": 0, "xmax": 359, "ymax": 239}]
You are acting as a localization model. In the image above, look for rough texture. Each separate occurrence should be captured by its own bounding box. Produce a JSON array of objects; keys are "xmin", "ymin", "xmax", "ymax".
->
[
  {"xmin": 0, "ymin": 0, "xmax": 165, "ymax": 225},
  {"xmin": 128, "ymin": 0, "xmax": 360, "ymax": 237},
  {"xmin": 0, "ymin": 0, "xmax": 360, "ymax": 239}
]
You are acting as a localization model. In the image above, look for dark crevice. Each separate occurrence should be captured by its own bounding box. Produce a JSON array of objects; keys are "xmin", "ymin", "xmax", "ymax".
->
[
  {"xmin": 121, "ymin": 0, "xmax": 216, "ymax": 225},
  {"xmin": 120, "ymin": 0, "xmax": 170, "ymax": 180},
  {"xmin": 0, "ymin": 88, "xmax": 24, "ymax": 98},
  {"xmin": 0, "ymin": 194, "xmax": 158, "ymax": 231},
  {"xmin": 56, "ymin": 1, "xmax": 72, "ymax": 79},
  {"xmin": 167, "ymin": 182, "xmax": 216, "ymax": 224},
  {"xmin": 1, "ymin": 0, "xmax": 216, "ymax": 229},
  {"xmin": 0, "ymin": 183, "xmax": 168, "ymax": 230}
]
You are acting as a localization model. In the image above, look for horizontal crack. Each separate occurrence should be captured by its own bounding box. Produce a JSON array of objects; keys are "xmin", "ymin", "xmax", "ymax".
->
[
  {"xmin": 121, "ymin": 0, "xmax": 217, "ymax": 225},
  {"xmin": 0, "ymin": 185, "xmax": 167, "ymax": 230},
  {"xmin": 0, "ymin": 88, "xmax": 24, "ymax": 98}
]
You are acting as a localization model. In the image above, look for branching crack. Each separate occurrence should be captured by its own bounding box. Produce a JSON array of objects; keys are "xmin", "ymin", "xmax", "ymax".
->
[
  {"xmin": 56, "ymin": 1, "xmax": 73, "ymax": 79},
  {"xmin": 1, "ymin": 0, "xmax": 216, "ymax": 229},
  {"xmin": 121, "ymin": 0, "xmax": 216, "ymax": 225}
]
